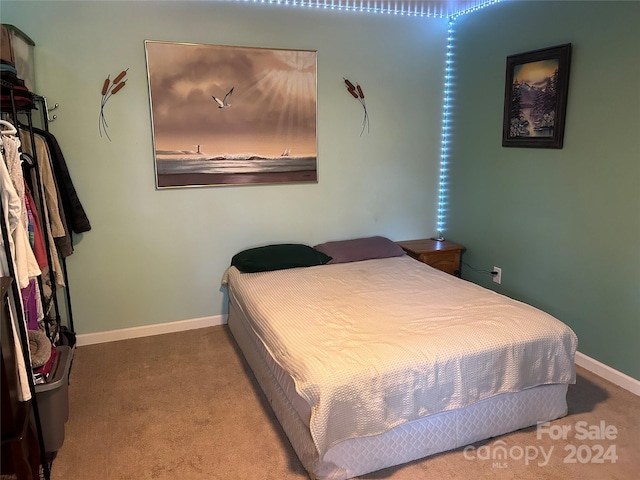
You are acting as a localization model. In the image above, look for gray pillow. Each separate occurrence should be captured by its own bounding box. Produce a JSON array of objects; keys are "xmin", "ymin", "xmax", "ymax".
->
[{"xmin": 313, "ymin": 236, "xmax": 405, "ymax": 264}]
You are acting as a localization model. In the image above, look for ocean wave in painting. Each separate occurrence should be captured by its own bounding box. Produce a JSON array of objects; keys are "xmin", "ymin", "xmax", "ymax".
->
[{"xmin": 155, "ymin": 151, "xmax": 316, "ymax": 175}]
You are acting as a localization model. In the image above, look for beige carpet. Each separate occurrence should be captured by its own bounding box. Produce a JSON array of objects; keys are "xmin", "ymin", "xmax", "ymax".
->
[{"xmin": 49, "ymin": 326, "xmax": 639, "ymax": 480}]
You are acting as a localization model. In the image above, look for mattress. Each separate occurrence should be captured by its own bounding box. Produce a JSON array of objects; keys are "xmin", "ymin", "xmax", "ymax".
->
[
  {"xmin": 222, "ymin": 255, "xmax": 577, "ymax": 459},
  {"xmin": 227, "ymin": 292, "xmax": 570, "ymax": 479}
]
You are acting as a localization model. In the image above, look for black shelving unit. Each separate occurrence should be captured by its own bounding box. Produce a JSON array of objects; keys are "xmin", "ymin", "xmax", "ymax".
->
[{"xmin": 1, "ymin": 78, "xmax": 76, "ymax": 479}]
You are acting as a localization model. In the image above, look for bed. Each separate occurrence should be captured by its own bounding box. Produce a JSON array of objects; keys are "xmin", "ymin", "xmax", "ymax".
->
[{"xmin": 222, "ymin": 238, "xmax": 577, "ymax": 479}]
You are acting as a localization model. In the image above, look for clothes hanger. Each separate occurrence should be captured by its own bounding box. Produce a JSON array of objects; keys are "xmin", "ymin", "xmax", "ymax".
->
[
  {"xmin": 20, "ymin": 151, "xmax": 35, "ymax": 169},
  {"xmin": 0, "ymin": 119, "xmax": 17, "ymax": 135}
]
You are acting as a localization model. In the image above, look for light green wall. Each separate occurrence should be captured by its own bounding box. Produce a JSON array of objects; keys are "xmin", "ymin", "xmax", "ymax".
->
[
  {"xmin": 448, "ymin": 1, "xmax": 640, "ymax": 379},
  {"xmin": 2, "ymin": 2, "xmax": 447, "ymax": 334},
  {"xmin": 7, "ymin": 0, "xmax": 635, "ymax": 380}
]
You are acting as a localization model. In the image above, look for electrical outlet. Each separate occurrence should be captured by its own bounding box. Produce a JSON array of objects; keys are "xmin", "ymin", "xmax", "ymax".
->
[{"xmin": 493, "ymin": 266, "xmax": 502, "ymax": 284}]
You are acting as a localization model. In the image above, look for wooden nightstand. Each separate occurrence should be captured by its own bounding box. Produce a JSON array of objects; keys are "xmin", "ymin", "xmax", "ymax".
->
[{"xmin": 396, "ymin": 239, "xmax": 466, "ymax": 277}]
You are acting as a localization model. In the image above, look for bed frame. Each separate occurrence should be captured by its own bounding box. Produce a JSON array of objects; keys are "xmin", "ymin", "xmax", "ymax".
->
[{"xmin": 227, "ymin": 292, "xmax": 569, "ymax": 480}]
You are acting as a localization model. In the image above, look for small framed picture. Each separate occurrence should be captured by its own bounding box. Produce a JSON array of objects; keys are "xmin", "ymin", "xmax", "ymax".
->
[{"xmin": 502, "ymin": 44, "xmax": 572, "ymax": 149}]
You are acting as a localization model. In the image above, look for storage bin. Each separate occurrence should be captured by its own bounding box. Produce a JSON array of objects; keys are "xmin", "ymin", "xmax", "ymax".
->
[
  {"xmin": 34, "ymin": 345, "xmax": 73, "ymax": 453},
  {"xmin": 1, "ymin": 24, "xmax": 36, "ymax": 91}
]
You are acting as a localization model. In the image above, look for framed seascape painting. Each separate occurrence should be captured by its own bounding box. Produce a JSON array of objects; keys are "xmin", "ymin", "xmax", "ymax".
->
[
  {"xmin": 502, "ymin": 43, "xmax": 572, "ymax": 149},
  {"xmin": 144, "ymin": 41, "xmax": 317, "ymax": 188}
]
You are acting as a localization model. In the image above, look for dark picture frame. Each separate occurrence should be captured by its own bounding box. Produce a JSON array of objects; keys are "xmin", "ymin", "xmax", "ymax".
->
[
  {"xmin": 144, "ymin": 41, "xmax": 317, "ymax": 188},
  {"xmin": 502, "ymin": 43, "xmax": 572, "ymax": 149}
]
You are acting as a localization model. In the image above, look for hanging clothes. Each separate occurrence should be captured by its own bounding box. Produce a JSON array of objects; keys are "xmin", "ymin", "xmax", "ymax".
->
[
  {"xmin": 3, "ymin": 131, "xmax": 45, "ymax": 332},
  {"xmin": 19, "ymin": 129, "xmax": 65, "ymax": 238},
  {"xmin": 33, "ymin": 127, "xmax": 91, "ymax": 236},
  {"xmin": 20, "ymin": 128, "xmax": 74, "ymax": 259},
  {"xmin": 0, "ymin": 132, "xmax": 40, "ymax": 288},
  {"xmin": 18, "ymin": 128, "xmax": 65, "ymax": 288},
  {"xmin": 2, "ymin": 130, "xmax": 26, "ymax": 226},
  {"xmin": 24, "ymin": 183, "xmax": 47, "ymax": 268},
  {"xmin": 0, "ymin": 137, "xmax": 38, "ymax": 401},
  {"xmin": 21, "ymin": 278, "xmax": 38, "ymax": 330}
]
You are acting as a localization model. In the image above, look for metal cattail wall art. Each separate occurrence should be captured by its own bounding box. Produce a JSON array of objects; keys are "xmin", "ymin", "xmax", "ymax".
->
[
  {"xmin": 99, "ymin": 68, "xmax": 128, "ymax": 141},
  {"xmin": 344, "ymin": 77, "xmax": 369, "ymax": 136}
]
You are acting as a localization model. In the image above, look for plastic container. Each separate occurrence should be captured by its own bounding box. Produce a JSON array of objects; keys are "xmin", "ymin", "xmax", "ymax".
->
[
  {"xmin": 1, "ymin": 24, "xmax": 36, "ymax": 91},
  {"xmin": 34, "ymin": 345, "xmax": 73, "ymax": 453}
]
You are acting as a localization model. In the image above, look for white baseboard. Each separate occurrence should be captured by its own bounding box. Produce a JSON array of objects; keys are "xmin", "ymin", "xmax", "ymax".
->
[
  {"xmin": 76, "ymin": 314, "xmax": 228, "ymax": 347},
  {"xmin": 575, "ymin": 351, "xmax": 640, "ymax": 396}
]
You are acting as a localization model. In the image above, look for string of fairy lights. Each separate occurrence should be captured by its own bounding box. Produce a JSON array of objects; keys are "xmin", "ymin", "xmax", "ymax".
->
[{"xmin": 234, "ymin": 0, "xmax": 500, "ymax": 18}]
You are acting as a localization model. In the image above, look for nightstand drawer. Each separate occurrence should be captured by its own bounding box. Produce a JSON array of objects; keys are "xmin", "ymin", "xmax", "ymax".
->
[
  {"xmin": 396, "ymin": 239, "xmax": 466, "ymax": 277},
  {"xmin": 418, "ymin": 251, "xmax": 460, "ymax": 276}
]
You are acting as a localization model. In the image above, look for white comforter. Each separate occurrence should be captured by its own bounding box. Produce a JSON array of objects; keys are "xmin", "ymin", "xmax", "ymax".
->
[{"xmin": 223, "ymin": 255, "xmax": 577, "ymax": 457}]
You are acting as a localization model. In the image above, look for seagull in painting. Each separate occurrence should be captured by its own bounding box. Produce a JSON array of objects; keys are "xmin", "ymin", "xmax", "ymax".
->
[{"xmin": 212, "ymin": 87, "xmax": 234, "ymax": 108}]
